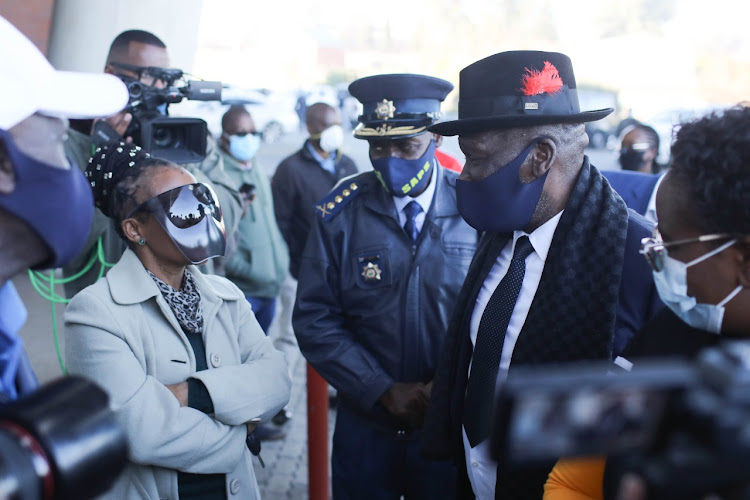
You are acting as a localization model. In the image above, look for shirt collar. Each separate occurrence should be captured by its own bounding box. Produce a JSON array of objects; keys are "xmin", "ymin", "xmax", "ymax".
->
[
  {"xmin": 645, "ymin": 173, "xmax": 666, "ymax": 224},
  {"xmin": 392, "ymin": 159, "xmax": 438, "ymax": 215},
  {"xmin": 512, "ymin": 209, "xmax": 564, "ymax": 262},
  {"xmin": 0, "ymin": 281, "xmax": 27, "ymax": 337},
  {"xmin": 305, "ymin": 141, "xmax": 336, "ymax": 173}
]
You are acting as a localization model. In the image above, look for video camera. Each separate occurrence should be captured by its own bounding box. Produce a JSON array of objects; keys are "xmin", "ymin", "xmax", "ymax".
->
[
  {"xmin": 492, "ymin": 341, "xmax": 750, "ymax": 500},
  {"xmin": 0, "ymin": 376, "xmax": 128, "ymax": 499},
  {"xmin": 93, "ymin": 63, "xmax": 222, "ymax": 164}
]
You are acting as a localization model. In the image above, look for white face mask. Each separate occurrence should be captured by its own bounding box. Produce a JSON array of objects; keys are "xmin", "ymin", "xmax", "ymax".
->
[
  {"xmin": 652, "ymin": 239, "xmax": 743, "ymax": 334},
  {"xmin": 318, "ymin": 124, "xmax": 344, "ymax": 153}
]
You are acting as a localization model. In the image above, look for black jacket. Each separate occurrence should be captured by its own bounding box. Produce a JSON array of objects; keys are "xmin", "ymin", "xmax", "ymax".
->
[{"xmin": 271, "ymin": 141, "xmax": 358, "ymax": 279}]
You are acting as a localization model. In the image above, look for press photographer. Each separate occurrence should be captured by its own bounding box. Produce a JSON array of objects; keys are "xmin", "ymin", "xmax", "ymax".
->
[
  {"xmin": 494, "ymin": 105, "xmax": 750, "ymax": 500},
  {"xmin": 94, "ymin": 62, "xmax": 222, "ymax": 164},
  {"xmin": 0, "ymin": 16, "xmax": 131, "ymax": 499},
  {"xmin": 62, "ymin": 29, "xmax": 243, "ymax": 298}
]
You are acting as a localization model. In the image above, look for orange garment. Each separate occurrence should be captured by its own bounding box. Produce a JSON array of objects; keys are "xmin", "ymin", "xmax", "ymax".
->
[{"xmin": 544, "ymin": 457, "xmax": 606, "ymax": 500}]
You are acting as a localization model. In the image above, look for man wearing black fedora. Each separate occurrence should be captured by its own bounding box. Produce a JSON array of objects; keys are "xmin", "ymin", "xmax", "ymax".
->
[
  {"xmin": 422, "ymin": 51, "xmax": 663, "ymax": 499},
  {"xmin": 294, "ymin": 73, "xmax": 479, "ymax": 499}
]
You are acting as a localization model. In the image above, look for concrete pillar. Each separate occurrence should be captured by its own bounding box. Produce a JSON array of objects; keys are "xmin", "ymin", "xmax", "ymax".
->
[{"xmin": 47, "ymin": 0, "xmax": 204, "ymax": 74}]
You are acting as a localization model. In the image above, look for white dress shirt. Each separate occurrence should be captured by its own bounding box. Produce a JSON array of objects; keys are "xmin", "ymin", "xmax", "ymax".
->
[
  {"xmin": 463, "ymin": 210, "xmax": 564, "ymax": 500},
  {"xmin": 393, "ymin": 159, "xmax": 437, "ymax": 234},
  {"xmin": 644, "ymin": 173, "xmax": 665, "ymax": 224}
]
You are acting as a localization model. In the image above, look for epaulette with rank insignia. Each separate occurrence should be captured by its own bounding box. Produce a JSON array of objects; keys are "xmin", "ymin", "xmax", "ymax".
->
[{"xmin": 314, "ymin": 180, "xmax": 361, "ymax": 221}]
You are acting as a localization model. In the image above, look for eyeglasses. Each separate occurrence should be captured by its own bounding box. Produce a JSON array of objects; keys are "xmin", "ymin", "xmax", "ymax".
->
[
  {"xmin": 639, "ymin": 226, "xmax": 735, "ymax": 272},
  {"xmin": 224, "ymin": 131, "xmax": 262, "ymax": 138},
  {"xmin": 109, "ymin": 62, "xmax": 182, "ymax": 87},
  {"xmin": 126, "ymin": 183, "xmax": 222, "ymax": 229},
  {"xmin": 621, "ymin": 142, "xmax": 652, "ymax": 153}
]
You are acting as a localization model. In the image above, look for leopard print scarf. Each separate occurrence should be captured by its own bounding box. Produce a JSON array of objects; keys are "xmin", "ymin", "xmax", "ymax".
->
[{"xmin": 147, "ymin": 270, "xmax": 204, "ymax": 335}]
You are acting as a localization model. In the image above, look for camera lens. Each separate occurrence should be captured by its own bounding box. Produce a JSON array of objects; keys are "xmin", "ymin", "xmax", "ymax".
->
[
  {"xmin": 127, "ymin": 81, "xmax": 144, "ymax": 100},
  {"xmin": 153, "ymin": 126, "xmax": 175, "ymax": 148}
]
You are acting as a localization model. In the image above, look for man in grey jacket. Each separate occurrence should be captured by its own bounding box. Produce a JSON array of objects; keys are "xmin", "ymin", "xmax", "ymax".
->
[{"xmin": 293, "ymin": 73, "xmax": 478, "ymax": 499}]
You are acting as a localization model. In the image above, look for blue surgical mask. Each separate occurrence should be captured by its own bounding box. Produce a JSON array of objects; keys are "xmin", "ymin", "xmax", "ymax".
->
[
  {"xmin": 0, "ymin": 129, "xmax": 94, "ymax": 269},
  {"xmin": 456, "ymin": 139, "xmax": 546, "ymax": 232},
  {"xmin": 371, "ymin": 139, "xmax": 436, "ymax": 197},
  {"xmin": 228, "ymin": 133, "xmax": 261, "ymax": 163},
  {"xmin": 652, "ymin": 240, "xmax": 743, "ymax": 334}
]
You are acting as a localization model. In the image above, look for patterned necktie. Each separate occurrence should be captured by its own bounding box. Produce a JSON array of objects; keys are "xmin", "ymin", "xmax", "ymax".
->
[
  {"xmin": 463, "ymin": 235, "xmax": 534, "ymax": 447},
  {"xmin": 403, "ymin": 200, "xmax": 423, "ymax": 243}
]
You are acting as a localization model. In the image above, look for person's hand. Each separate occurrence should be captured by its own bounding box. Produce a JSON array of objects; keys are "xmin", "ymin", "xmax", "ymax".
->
[
  {"xmin": 240, "ymin": 192, "xmax": 256, "ymax": 217},
  {"xmin": 96, "ymin": 111, "xmax": 133, "ymax": 141},
  {"xmin": 379, "ymin": 382, "xmax": 430, "ymax": 428},
  {"xmin": 165, "ymin": 381, "xmax": 188, "ymax": 407},
  {"xmin": 614, "ymin": 474, "xmax": 647, "ymax": 500},
  {"xmin": 614, "ymin": 474, "xmax": 721, "ymax": 500}
]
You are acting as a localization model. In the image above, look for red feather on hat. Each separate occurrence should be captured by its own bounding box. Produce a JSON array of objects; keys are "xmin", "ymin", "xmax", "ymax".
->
[{"xmin": 520, "ymin": 61, "xmax": 564, "ymax": 96}]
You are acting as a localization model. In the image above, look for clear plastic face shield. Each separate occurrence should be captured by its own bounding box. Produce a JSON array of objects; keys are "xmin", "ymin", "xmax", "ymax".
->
[{"xmin": 128, "ymin": 182, "xmax": 226, "ymax": 264}]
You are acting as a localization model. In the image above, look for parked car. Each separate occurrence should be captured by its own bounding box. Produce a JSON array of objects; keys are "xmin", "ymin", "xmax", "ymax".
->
[
  {"xmin": 170, "ymin": 86, "xmax": 300, "ymax": 144},
  {"xmin": 578, "ymin": 88, "xmax": 619, "ymax": 150}
]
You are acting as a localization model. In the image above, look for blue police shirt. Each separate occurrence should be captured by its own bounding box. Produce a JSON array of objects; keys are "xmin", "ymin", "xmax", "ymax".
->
[
  {"xmin": 305, "ymin": 141, "xmax": 336, "ymax": 174},
  {"xmin": 0, "ymin": 281, "xmax": 27, "ymax": 401}
]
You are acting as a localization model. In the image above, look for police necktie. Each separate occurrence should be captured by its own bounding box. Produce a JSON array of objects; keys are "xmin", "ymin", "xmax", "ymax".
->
[
  {"xmin": 403, "ymin": 200, "xmax": 423, "ymax": 244},
  {"xmin": 463, "ymin": 235, "xmax": 534, "ymax": 447}
]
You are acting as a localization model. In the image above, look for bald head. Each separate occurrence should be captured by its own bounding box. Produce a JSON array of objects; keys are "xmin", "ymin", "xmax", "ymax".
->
[
  {"xmin": 222, "ymin": 105, "xmax": 252, "ymax": 133},
  {"xmin": 306, "ymin": 103, "xmax": 340, "ymax": 135}
]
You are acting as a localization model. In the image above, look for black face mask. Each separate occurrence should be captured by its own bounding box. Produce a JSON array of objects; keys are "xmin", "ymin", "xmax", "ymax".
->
[{"xmin": 619, "ymin": 148, "xmax": 648, "ymax": 172}]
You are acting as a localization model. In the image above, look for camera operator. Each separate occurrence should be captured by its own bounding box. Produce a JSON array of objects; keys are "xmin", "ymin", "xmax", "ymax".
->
[
  {"xmin": 544, "ymin": 105, "xmax": 750, "ymax": 500},
  {"xmin": 61, "ymin": 30, "xmax": 242, "ymax": 298}
]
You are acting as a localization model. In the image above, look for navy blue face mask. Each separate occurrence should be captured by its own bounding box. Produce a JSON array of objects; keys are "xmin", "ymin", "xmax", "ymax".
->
[
  {"xmin": 371, "ymin": 139, "xmax": 436, "ymax": 197},
  {"xmin": 0, "ymin": 129, "xmax": 94, "ymax": 269},
  {"xmin": 456, "ymin": 139, "xmax": 548, "ymax": 233}
]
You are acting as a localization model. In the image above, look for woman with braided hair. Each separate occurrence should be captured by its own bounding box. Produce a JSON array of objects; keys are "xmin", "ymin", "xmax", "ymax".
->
[{"xmin": 63, "ymin": 141, "xmax": 291, "ymax": 500}]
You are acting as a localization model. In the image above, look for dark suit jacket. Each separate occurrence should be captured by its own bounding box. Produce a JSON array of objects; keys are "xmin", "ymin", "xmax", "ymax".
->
[
  {"xmin": 602, "ymin": 170, "xmax": 661, "ymax": 217},
  {"xmin": 423, "ymin": 188, "xmax": 664, "ymax": 499}
]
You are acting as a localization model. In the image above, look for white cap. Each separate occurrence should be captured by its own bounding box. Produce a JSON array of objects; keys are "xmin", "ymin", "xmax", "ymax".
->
[{"xmin": 0, "ymin": 16, "xmax": 129, "ymax": 130}]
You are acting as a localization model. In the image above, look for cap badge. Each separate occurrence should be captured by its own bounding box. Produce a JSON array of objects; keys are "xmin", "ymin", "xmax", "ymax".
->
[
  {"xmin": 361, "ymin": 262, "xmax": 382, "ymax": 281},
  {"xmin": 375, "ymin": 99, "xmax": 396, "ymax": 120}
]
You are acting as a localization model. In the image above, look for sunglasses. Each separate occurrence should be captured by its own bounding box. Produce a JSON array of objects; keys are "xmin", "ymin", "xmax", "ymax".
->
[
  {"xmin": 126, "ymin": 183, "xmax": 222, "ymax": 229},
  {"xmin": 639, "ymin": 225, "xmax": 735, "ymax": 272},
  {"xmin": 226, "ymin": 131, "xmax": 262, "ymax": 138}
]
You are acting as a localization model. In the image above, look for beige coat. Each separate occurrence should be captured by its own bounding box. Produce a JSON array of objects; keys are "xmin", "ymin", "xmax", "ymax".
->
[{"xmin": 64, "ymin": 249, "xmax": 291, "ymax": 499}]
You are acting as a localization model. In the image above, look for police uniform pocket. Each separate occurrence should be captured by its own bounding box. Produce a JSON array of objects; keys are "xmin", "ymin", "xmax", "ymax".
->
[
  {"xmin": 442, "ymin": 237, "xmax": 477, "ymax": 260},
  {"xmin": 352, "ymin": 247, "xmax": 392, "ymax": 289}
]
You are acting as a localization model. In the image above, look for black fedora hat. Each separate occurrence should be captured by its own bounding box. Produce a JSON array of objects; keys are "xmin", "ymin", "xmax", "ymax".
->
[{"xmin": 429, "ymin": 50, "xmax": 613, "ymax": 136}]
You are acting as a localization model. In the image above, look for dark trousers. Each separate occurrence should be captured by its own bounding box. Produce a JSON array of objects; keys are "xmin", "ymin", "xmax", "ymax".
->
[
  {"xmin": 245, "ymin": 296, "xmax": 276, "ymax": 333},
  {"xmin": 332, "ymin": 405, "xmax": 457, "ymax": 500}
]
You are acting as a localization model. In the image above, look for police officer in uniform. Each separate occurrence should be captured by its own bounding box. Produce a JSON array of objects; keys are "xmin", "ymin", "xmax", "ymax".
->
[{"xmin": 293, "ymin": 74, "xmax": 479, "ymax": 499}]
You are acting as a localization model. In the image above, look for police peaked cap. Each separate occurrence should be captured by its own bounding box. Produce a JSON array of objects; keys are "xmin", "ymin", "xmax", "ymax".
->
[{"xmin": 349, "ymin": 73, "xmax": 454, "ymax": 139}]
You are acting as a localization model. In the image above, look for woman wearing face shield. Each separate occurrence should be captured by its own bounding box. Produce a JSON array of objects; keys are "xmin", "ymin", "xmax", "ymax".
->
[
  {"xmin": 544, "ymin": 105, "xmax": 750, "ymax": 499},
  {"xmin": 63, "ymin": 141, "xmax": 291, "ymax": 500}
]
